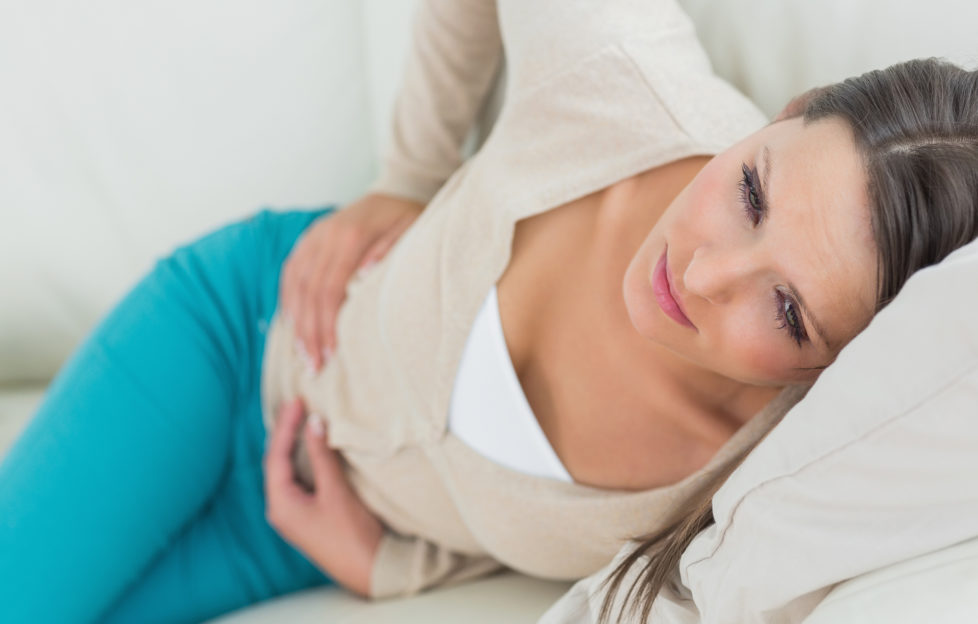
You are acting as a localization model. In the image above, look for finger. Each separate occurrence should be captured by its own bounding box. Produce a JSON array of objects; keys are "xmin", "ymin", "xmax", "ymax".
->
[
  {"xmin": 264, "ymin": 398, "xmax": 303, "ymax": 474},
  {"xmin": 296, "ymin": 240, "xmax": 338, "ymax": 371},
  {"xmin": 318, "ymin": 233, "xmax": 397, "ymax": 357},
  {"xmin": 358, "ymin": 225, "xmax": 403, "ymax": 272},
  {"xmin": 279, "ymin": 227, "xmax": 318, "ymax": 324},
  {"xmin": 288, "ymin": 215, "xmax": 335, "ymax": 360},
  {"xmin": 303, "ymin": 415, "xmax": 348, "ymax": 501},
  {"xmin": 314, "ymin": 234, "xmax": 369, "ymax": 358},
  {"xmin": 263, "ymin": 399, "xmax": 308, "ymax": 496},
  {"xmin": 307, "ymin": 231, "xmax": 368, "ymax": 364},
  {"xmin": 279, "ymin": 255, "xmax": 299, "ymax": 325}
]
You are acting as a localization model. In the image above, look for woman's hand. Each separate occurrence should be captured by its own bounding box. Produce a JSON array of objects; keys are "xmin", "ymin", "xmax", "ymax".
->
[
  {"xmin": 280, "ymin": 193, "xmax": 425, "ymax": 373},
  {"xmin": 263, "ymin": 398, "xmax": 384, "ymax": 597}
]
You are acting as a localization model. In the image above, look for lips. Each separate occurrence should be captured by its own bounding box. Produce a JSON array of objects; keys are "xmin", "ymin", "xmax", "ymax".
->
[{"xmin": 652, "ymin": 247, "xmax": 697, "ymax": 330}]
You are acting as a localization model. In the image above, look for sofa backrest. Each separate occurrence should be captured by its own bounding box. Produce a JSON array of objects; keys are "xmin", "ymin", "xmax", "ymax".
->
[
  {"xmin": 2, "ymin": 0, "xmax": 976, "ymax": 383},
  {"xmin": 1, "ymin": 0, "xmax": 411, "ymax": 382}
]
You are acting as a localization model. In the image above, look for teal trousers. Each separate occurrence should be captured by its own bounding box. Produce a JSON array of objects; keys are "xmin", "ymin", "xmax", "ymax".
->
[{"xmin": 0, "ymin": 207, "xmax": 337, "ymax": 623}]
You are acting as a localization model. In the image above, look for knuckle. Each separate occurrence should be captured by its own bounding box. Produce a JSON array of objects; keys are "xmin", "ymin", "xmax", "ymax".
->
[
  {"xmin": 299, "ymin": 319, "xmax": 320, "ymax": 348},
  {"xmin": 294, "ymin": 268, "xmax": 312, "ymax": 290},
  {"xmin": 338, "ymin": 224, "xmax": 364, "ymax": 247},
  {"xmin": 318, "ymin": 282, "xmax": 344, "ymax": 306},
  {"xmin": 307, "ymin": 271, "xmax": 329, "ymax": 297}
]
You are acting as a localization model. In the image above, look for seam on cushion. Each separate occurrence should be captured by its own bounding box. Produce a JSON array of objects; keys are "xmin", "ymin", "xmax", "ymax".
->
[{"xmin": 683, "ymin": 355, "xmax": 978, "ymax": 571}]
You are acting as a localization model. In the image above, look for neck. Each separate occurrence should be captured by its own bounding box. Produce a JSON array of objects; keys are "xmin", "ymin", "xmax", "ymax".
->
[
  {"xmin": 607, "ymin": 335, "xmax": 785, "ymax": 443},
  {"xmin": 659, "ymin": 343, "xmax": 783, "ymax": 423}
]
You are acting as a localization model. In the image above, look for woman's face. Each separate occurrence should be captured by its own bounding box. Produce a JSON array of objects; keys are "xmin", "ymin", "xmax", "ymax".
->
[{"xmin": 623, "ymin": 116, "xmax": 878, "ymax": 385}]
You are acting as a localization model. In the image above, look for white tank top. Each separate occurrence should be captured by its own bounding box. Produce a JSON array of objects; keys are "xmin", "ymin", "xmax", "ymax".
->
[{"xmin": 448, "ymin": 285, "xmax": 574, "ymax": 483}]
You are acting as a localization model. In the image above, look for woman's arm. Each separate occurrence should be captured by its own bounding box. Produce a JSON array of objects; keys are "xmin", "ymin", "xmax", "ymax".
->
[
  {"xmin": 281, "ymin": 0, "xmax": 503, "ymax": 372},
  {"xmin": 263, "ymin": 398, "xmax": 382, "ymax": 596},
  {"xmin": 264, "ymin": 398, "xmax": 503, "ymax": 598},
  {"xmin": 369, "ymin": 532, "xmax": 503, "ymax": 599},
  {"xmin": 368, "ymin": 0, "xmax": 504, "ymax": 205}
]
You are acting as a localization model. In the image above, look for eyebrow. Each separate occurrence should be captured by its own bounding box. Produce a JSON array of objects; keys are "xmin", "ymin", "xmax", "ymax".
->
[{"xmin": 760, "ymin": 145, "xmax": 835, "ymax": 351}]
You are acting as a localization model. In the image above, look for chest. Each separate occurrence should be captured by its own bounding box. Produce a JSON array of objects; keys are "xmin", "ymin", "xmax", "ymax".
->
[{"xmin": 494, "ymin": 163, "xmax": 727, "ymax": 491}]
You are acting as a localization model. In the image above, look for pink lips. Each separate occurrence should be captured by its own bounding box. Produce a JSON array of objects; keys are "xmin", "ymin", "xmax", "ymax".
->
[{"xmin": 652, "ymin": 247, "xmax": 696, "ymax": 330}]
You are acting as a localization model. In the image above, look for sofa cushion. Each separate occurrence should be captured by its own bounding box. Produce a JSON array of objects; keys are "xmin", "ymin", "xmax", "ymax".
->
[
  {"xmin": 206, "ymin": 573, "xmax": 570, "ymax": 624},
  {"xmin": 678, "ymin": 0, "xmax": 978, "ymax": 118},
  {"xmin": 0, "ymin": 0, "xmax": 383, "ymax": 383},
  {"xmin": 0, "ymin": 385, "xmax": 45, "ymax": 459}
]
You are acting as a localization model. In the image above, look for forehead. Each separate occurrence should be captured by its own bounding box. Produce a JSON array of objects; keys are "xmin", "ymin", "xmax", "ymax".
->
[{"xmin": 764, "ymin": 117, "xmax": 878, "ymax": 351}]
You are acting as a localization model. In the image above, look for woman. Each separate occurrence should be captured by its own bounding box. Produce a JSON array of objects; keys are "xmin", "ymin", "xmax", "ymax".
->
[{"xmin": 1, "ymin": 1, "xmax": 976, "ymax": 623}]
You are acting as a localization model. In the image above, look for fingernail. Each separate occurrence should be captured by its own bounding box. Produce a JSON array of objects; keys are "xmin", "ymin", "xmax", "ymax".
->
[
  {"xmin": 356, "ymin": 259, "xmax": 377, "ymax": 280},
  {"xmin": 307, "ymin": 415, "xmax": 325, "ymax": 437},
  {"xmin": 296, "ymin": 342, "xmax": 316, "ymax": 376},
  {"xmin": 323, "ymin": 345, "xmax": 333, "ymax": 365}
]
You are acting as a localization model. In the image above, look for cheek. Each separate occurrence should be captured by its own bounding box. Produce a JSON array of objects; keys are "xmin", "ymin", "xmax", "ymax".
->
[{"xmin": 710, "ymin": 310, "xmax": 806, "ymax": 383}]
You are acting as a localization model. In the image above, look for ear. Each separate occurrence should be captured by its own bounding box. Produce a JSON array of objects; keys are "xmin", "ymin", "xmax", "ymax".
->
[{"xmin": 774, "ymin": 85, "xmax": 830, "ymax": 122}]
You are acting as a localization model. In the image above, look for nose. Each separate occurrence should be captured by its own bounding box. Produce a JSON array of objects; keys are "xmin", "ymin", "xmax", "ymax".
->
[{"xmin": 683, "ymin": 244, "xmax": 759, "ymax": 304}]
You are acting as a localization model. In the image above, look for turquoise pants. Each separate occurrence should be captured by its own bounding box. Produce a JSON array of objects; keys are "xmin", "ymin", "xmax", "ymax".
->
[{"xmin": 0, "ymin": 208, "xmax": 336, "ymax": 623}]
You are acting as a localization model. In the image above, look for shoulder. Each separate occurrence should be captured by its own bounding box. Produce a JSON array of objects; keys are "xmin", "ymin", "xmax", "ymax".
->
[
  {"xmin": 498, "ymin": 0, "xmax": 697, "ymax": 88},
  {"xmin": 495, "ymin": 0, "xmax": 768, "ymax": 149}
]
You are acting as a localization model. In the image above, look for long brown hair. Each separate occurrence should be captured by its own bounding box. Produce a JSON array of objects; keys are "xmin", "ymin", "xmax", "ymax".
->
[{"xmin": 599, "ymin": 58, "xmax": 978, "ymax": 623}]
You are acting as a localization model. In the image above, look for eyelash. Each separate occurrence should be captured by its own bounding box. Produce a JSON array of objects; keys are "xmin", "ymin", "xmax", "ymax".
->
[
  {"xmin": 738, "ymin": 162, "xmax": 809, "ymax": 348},
  {"xmin": 775, "ymin": 290, "xmax": 807, "ymax": 347},
  {"xmin": 738, "ymin": 162, "xmax": 764, "ymax": 225}
]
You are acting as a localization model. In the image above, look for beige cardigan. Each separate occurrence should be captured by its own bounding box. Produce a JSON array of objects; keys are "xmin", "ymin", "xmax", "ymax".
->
[{"xmin": 260, "ymin": 0, "xmax": 803, "ymax": 601}]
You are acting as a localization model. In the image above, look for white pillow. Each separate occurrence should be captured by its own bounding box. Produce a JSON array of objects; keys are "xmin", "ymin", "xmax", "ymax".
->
[
  {"xmin": 804, "ymin": 535, "xmax": 978, "ymax": 624},
  {"xmin": 676, "ymin": 237, "xmax": 978, "ymax": 623}
]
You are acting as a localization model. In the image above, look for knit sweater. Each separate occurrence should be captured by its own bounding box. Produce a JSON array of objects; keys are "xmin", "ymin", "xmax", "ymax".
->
[{"xmin": 260, "ymin": 0, "xmax": 804, "ymax": 601}]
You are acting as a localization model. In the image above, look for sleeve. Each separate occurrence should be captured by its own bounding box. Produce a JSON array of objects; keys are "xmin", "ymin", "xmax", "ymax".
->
[
  {"xmin": 367, "ymin": 0, "xmax": 503, "ymax": 205},
  {"xmin": 368, "ymin": 530, "xmax": 505, "ymax": 599}
]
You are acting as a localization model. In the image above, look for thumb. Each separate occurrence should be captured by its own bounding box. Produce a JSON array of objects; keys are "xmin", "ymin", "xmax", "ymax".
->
[
  {"xmin": 304, "ymin": 415, "xmax": 348, "ymax": 498},
  {"xmin": 357, "ymin": 227, "xmax": 403, "ymax": 274}
]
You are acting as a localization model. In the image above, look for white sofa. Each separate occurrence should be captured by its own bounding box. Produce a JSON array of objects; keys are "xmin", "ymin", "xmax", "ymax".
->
[{"xmin": 3, "ymin": 1, "xmax": 977, "ymax": 622}]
